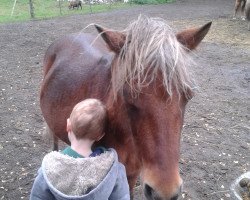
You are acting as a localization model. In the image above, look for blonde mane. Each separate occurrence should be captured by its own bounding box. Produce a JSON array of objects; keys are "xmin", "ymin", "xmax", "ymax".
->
[{"xmin": 112, "ymin": 15, "xmax": 196, "ymax": 98}]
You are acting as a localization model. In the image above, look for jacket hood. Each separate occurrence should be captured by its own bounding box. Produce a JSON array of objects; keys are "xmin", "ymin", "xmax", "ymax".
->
[{"xmin": 41, "ymin": 149, "xmax": 118, "ymax": 200}]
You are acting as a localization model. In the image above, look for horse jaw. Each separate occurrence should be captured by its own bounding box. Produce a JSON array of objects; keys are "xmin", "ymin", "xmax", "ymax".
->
[{"xmin": 176, "ymin": 21, "xmax": 212, "ymax": 50}]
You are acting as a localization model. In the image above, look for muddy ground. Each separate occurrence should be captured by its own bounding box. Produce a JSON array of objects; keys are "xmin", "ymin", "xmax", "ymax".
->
[{"xmin": 0, "ymin": 0, "xmax": 249, "ymax": 199}]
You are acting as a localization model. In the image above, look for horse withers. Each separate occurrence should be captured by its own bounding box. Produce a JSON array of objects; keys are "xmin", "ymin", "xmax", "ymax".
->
[
  {"xmin": 40, "ymin": 16, "xmax": 211, "ymax": 200},
  {"xmin": 68, "ymin": 0, "xmax": 82, "ymax": 10}
]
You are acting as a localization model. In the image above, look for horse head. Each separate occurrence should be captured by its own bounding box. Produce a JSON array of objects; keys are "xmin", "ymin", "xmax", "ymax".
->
[{"xmin": 96, "ymin": 16, "xmax": 211, "ymax": 200}]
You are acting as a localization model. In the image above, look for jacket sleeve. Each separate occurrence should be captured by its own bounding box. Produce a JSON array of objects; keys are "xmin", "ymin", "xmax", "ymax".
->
[
  {"xmin": 30, "ymin": 168, "xmax": 55, "ymax": 200},
  {"xmin": 109, "ymin": 163, "xmax": 130, "ymax": 200}
]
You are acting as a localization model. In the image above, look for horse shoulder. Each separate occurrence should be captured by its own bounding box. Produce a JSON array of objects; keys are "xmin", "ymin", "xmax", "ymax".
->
[{"xmin": 40, "ymin": 34, "xmax": 113, "ymax": 141}]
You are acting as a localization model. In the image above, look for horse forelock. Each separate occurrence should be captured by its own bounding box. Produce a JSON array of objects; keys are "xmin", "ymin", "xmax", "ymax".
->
[{"xmin": 112, "ymin": 15, "xmax": 196, "ymax": 99}]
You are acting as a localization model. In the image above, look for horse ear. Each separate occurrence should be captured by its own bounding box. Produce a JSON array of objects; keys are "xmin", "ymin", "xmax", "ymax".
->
[
  {"xmin": 176, "ymin": 22, "xmax": 212, "ymax": 50},
  {"xmin": 95, "ymin": 24, "xmax": 126, "ymax": 53}
]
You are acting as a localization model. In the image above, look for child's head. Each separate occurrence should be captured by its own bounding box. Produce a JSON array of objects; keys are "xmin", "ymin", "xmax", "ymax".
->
[{"xmin": 67, "ymin": 99, "xmax": 107, "ymax": 141}]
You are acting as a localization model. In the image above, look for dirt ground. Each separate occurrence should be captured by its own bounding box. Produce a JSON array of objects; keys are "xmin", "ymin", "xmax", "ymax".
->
[{"xmin": 0, "ymin": 0, "xmax": 249, "ymax": 199}]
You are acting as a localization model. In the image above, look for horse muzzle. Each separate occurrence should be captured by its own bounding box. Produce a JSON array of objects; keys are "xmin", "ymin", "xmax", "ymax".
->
[{"xmin": 143, "ymin": 183, "xmax": 182, "ymax": 200}]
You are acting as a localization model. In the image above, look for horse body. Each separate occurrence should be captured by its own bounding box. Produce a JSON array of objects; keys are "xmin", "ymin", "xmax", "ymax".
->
[
  {"xmin": 40, "ymin": 16, "xmax": 211, "ymax": 200},
  {"xmin": 41, "ymin": 33, "xmax": 141, "ymax": 183},
  {"xmin": 41, "ymin": 34, "xmax": 111, "ymax": 143},
  {"xmin": 68, "ymin": 0, "xmax": 82, "ymax": 9}
]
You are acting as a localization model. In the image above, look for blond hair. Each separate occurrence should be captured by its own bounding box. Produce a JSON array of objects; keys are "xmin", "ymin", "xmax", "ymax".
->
[
  {"xmin": 69, "ymin": 99, "xmax": 107, "ymax": 140},
  {"xmin": 113, "ymin": 15, "xmax": 195, "ymax": 99}
]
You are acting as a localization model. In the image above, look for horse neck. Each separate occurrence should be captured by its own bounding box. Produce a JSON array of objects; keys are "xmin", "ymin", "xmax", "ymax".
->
[{"xmin": 101, "ymin": 93, "xmax": 141, "ymax": 175}]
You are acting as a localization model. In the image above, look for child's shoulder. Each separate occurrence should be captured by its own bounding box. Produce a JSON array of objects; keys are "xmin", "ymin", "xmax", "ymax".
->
[{"xmin": 90, "ymin": 146, "xmax": 107, "ymax": 157}]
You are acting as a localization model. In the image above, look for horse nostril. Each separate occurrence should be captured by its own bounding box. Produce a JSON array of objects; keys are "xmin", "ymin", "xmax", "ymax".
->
[
  {"xmin": 144, "ymin": 184, "xmax": 161, "ymax": 199},
  {"xmin": 144, "ymin": 184, "xmax": 153, "ymax": 197},
  {"xmin": 170, "ymin": 194, "xmax": 179, "ymax": 200}
]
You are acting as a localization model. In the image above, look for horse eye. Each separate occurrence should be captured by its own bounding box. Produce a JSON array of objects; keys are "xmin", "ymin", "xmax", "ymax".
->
[
  {"xmin": 185, "ymin": 88, "xmax": 194, "ymax": 101},
  {"xmin": 189, "ymin": 95, "xmax": 194, "ymax": 100},
  {"xmin": 187, "ymin": 91, "xmax": 194, "ymax": 100},
  {"xmin": 127, "ymin": 103, "xmax": 139, "ymax": 115}
]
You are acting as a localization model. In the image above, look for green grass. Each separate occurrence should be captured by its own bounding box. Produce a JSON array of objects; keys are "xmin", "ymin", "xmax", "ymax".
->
[
  {"xmin": 132, "ymin": 0, "xmax": 175, "ymax": 5},
  {"xmin": 0, "ymin": 0, "xmax": 175, "ymax": 24},
  {"xmin": 0, "ymin": 0, "xmax": 133, "ymax": 23}
]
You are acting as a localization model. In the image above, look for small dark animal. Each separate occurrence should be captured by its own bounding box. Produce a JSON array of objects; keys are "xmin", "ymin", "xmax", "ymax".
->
[{"xmin": 68, "ymin": 0, "xmax": 82, "ymax": 10}]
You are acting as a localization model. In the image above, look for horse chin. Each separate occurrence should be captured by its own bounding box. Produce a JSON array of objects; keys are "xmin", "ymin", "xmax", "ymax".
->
[{"xmin": 143, "ymin": 183, "xmax": 182, "ymax": 200}]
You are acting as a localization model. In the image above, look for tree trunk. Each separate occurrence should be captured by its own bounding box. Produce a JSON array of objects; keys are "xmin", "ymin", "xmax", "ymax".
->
[{"xmin": 29, "ymin": 0, "xmax": 35, "ymax": 18}]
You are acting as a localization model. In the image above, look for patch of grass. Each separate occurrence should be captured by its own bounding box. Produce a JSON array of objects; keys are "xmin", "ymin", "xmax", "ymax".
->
[
  {"xmin": 0, "ymin": 0, "xmax": 175, "ymax": 23},
  {"xmin": 132, "ymin": 0, "xmax": 175, "ymax": 5},
  {"xmin": 0, "ymin": 0, "xmax": 133, "ymax": 23}
]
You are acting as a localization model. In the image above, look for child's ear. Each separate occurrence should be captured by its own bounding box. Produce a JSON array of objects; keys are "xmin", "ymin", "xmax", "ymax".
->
[
  {"xmin": 66, "ymin": 118, "xmax": 71, "ymax": 132},
  {"xmin": 97, "ymin": 133, "xmax": 105, "ymax": 141}
]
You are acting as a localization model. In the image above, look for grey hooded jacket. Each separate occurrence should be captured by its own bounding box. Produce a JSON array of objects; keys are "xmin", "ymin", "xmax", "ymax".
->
[{"xmin": 30, "ymin": 149, "xmax": 130, "ymax": 200}]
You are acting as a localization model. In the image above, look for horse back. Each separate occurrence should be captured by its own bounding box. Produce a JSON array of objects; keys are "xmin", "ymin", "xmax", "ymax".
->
[{"xmin": 41, "ymin": 33, "xmax": 113, "ymax": 143}]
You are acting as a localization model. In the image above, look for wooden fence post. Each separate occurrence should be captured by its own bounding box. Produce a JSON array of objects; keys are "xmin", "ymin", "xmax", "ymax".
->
[
  {"xmin": 29, "ymin": 0, "xmax": 35, "ymax": 18},
  {"xmin": 58, "ymin": 0, "xmax": 62, "ymax": 15}
]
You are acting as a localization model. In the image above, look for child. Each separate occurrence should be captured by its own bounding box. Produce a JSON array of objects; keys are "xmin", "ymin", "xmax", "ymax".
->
[{"xmin": 30, "ymin": 99, "xmax": 130, "ymax": 200}]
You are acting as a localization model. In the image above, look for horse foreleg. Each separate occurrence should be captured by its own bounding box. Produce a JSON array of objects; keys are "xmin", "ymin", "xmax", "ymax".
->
[
  {"xmin": 241, "ymin": 0, "xmax": 247, "ymax": 20},
  {"xmin": 44, "ymin": 124, "xmax": 59, "ymax": 151},
  {"xmin": 234, "ymin": 0, "xmax": 241, "ymax": 19},
  {"xmin": 53, "ymin": 135, "xmax": 59, "ymax": 151}
]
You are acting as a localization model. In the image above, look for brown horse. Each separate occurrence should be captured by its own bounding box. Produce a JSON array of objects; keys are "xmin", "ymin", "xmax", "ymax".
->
[
  {"xmin": 68, "ymin": 0, "xmax": 82, "ymax": 10},
  {"xmin": 40, "ymin": 16, "xmax": 211, "ymax": 200}
]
